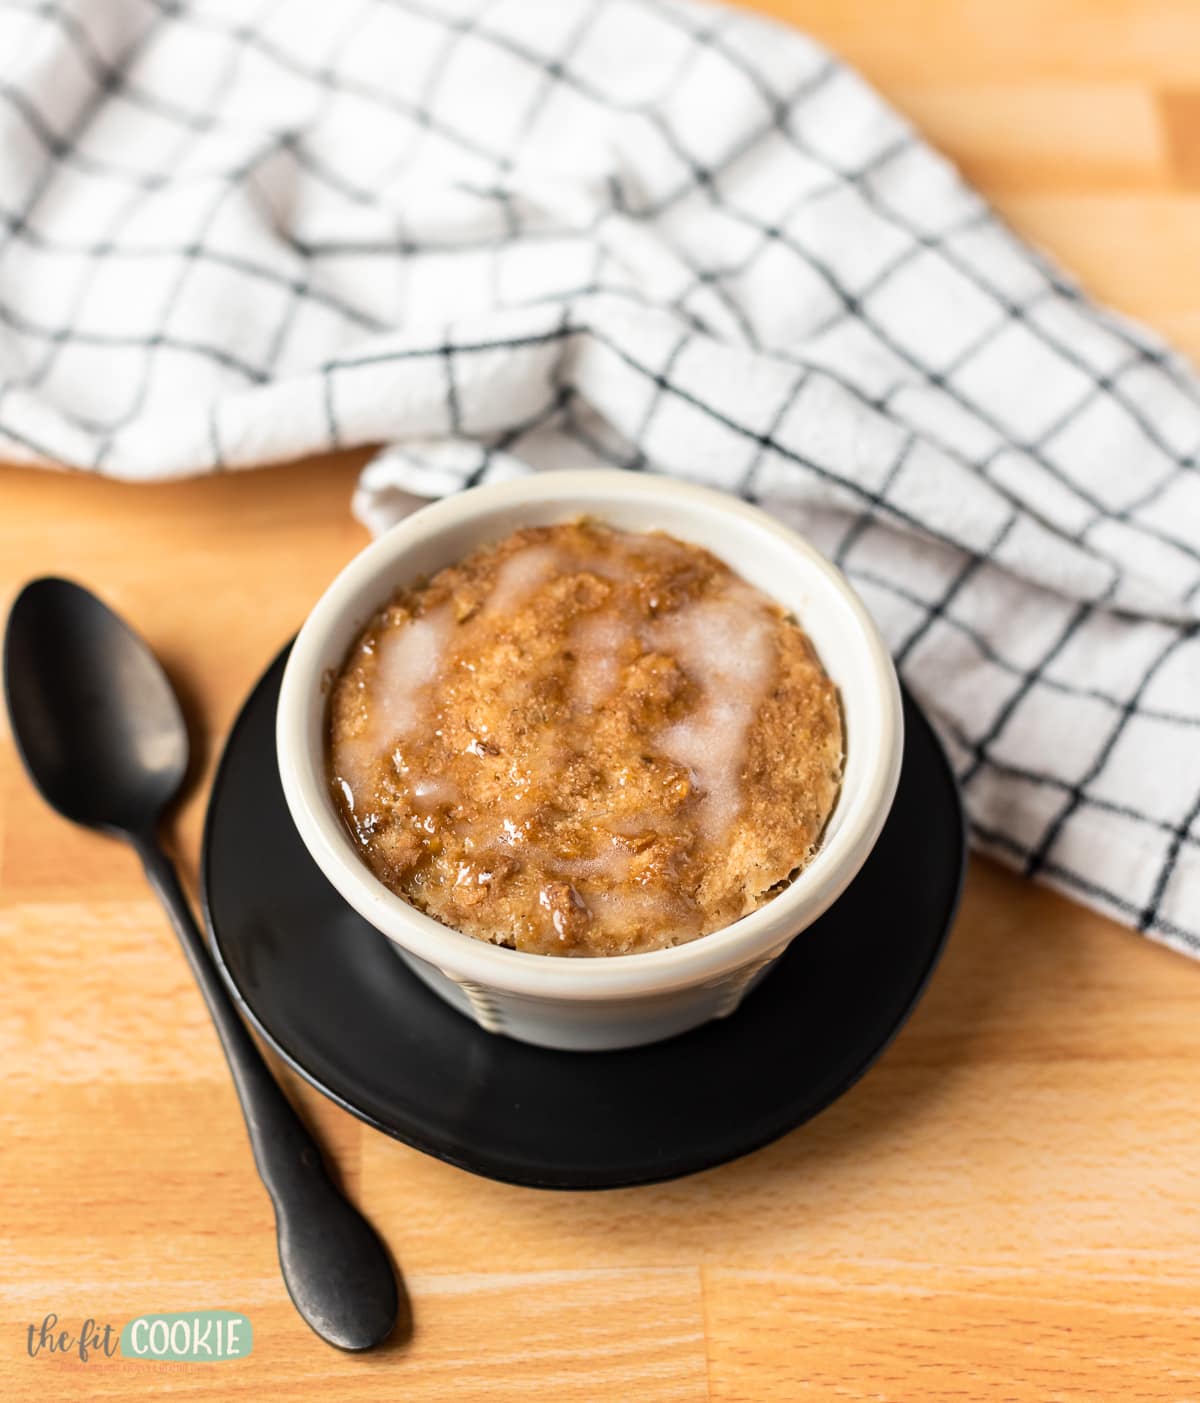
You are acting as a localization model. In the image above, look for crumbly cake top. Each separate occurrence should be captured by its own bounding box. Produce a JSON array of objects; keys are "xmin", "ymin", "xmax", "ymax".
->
[{"xmin": 327, "ymin": 520, "xmax": 843, "ymax": 957}]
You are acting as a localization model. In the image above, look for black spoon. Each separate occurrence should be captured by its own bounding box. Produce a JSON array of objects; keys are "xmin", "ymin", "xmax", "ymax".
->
[{"xmin": 3, "ymin": 577, "xmax": 399, "ymax": 1352}]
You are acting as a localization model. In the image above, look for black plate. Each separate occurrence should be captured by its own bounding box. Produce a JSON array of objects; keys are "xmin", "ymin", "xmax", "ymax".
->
[{"xmin": 201, "ymin": 646, "xmax": 964, "ymax": 1190}]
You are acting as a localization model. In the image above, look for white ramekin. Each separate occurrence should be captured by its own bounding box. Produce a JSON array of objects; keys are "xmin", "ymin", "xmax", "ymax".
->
[{"xmin": 277, "ymin": 470, "xmax": 902, "ymax": 1051}]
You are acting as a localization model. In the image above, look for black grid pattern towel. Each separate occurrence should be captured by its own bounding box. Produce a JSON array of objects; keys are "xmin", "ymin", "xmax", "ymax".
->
[{"xmin": 4, "ymin": 0, "xmax": 1200, "ymax": 956}]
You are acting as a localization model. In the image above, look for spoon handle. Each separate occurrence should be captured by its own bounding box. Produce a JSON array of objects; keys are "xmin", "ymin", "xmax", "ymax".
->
[{"xmin": 134, "ymin": 836, "xmax": 399, "ymax": 1352}]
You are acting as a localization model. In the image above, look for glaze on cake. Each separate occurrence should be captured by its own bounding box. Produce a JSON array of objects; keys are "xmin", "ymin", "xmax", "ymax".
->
[{"xmin": 327, "ymin": 521, "xmax": 843, "ymax": 957}]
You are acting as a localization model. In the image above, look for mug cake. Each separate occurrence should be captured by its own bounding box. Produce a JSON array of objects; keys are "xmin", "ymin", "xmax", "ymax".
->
[{"xmin": 327, "ymin": 520, "xmax": 844, "ymax": 957}]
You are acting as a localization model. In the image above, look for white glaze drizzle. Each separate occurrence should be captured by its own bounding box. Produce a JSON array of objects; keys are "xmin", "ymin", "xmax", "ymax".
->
[
  {"xmin": 646, "ymin": 595, "xmax": 776, "ymax": 841},
  {"xmin": 332, "ymin": 603, "xmax": 453, "ymax": 806},
  {"xmin": 483, "ymin": 543, "xmax": 562, "ymax": 615},
  {"xmin": 569, "ymin": 610, "xmax": 634, "ymax": 709}
]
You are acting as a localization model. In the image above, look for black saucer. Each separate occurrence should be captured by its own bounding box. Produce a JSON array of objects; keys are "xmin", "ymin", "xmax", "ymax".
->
[{"xmin": 201, "ymin": 646, "xmax": 964, "ymax": 1191}]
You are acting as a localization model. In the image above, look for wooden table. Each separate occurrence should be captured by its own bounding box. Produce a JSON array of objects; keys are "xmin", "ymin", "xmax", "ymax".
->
[{"xmin": 4, "ymin": 3, "xmax": 1200, "ymax": 1398}]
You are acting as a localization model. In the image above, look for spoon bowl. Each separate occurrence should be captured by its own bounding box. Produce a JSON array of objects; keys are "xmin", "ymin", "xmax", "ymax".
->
[{"xmin": 4, "ymin": 578, "xmax": 187, "ymax": 836}]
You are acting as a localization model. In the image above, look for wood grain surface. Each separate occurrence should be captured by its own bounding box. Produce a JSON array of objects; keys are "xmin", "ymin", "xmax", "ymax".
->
[{"xmin": 4, "ymin": 3, "xmax": 1200, "ymax": 1399}]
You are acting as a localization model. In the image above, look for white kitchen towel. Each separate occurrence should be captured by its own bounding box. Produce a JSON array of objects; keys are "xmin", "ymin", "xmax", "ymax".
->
[{"xmin": 3, "ymin": 0, "xmax": 1199, "ymax": 955}]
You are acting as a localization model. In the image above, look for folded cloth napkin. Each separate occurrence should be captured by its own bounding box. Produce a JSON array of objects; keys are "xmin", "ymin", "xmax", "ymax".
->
[{"xmin": 4, "ymin": 0, "xmax": 1199, "ymax": 954}]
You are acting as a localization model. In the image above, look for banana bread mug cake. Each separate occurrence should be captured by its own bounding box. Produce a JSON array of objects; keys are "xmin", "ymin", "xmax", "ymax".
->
[{"xmin": 327, "ymin": 520, "xmax": 843, "ymax": 958}]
